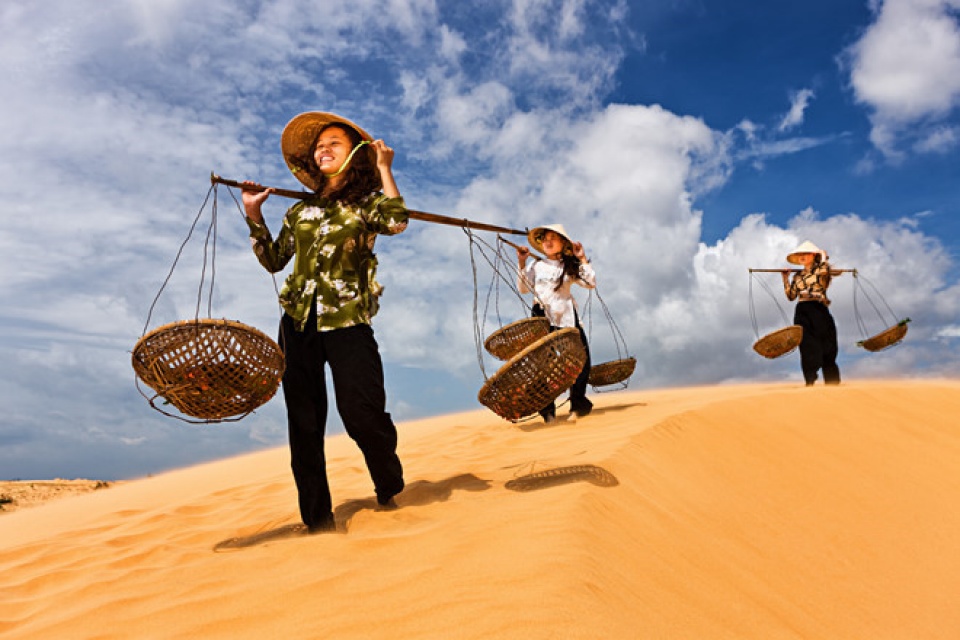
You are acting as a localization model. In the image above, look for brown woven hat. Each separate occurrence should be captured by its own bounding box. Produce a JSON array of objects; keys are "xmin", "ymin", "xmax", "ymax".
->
[
  {"xmin": 528, "ymin": 223, "xmax": 572, "ymax": 254},
  {"xmin": 786, "ymin": 240, "xmax": 827, "ymax": 265},
  {"xmin": 280, "ymin": 111, "xmax": 374, "ymax": 191}
]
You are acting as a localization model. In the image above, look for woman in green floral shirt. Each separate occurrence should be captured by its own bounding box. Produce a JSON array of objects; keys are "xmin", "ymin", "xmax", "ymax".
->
[{"xmin": 242, "ymin": 112, "xmax": 409, "ymax": 533}]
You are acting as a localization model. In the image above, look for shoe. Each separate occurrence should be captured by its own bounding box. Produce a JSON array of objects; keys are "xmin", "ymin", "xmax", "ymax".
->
[
  {"xmin": 376, "ymin": 496, "xmax": 399, "ymax": 511},
  {"xmin": 571, "ymin": 400, "xmax": 593, "ymax": 417},
  {"xmin": 540, "ymin": 404, "xmax": 557, "ymax": 424},
  {"xmin": 307, "ymin": 515, "xmax": 337, "ymax": 534}
]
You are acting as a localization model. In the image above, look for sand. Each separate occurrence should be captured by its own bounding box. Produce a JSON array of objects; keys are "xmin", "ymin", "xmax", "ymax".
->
[
  {"xmin": 0, "ymin": 480, "xmax": 115, "ymax": 513},
  {"xmin": 2, "ymin": 379, "xmax": 960, "ymax": 639}
]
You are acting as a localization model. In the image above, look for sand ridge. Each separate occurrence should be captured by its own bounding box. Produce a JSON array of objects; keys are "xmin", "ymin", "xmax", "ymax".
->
[{"xmin": 2, "ymin": 379, "xmax": 959, "ymax": 639}]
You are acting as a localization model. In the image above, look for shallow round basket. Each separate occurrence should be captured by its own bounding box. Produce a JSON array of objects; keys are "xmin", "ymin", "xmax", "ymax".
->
[
  {"xmin": 753, "ymin": 325, "xmax": 803, "ymax": 359},
  {"xmin": 858, "ymin": 319, "xmax": 910, "ymax": 352},
  {"xmin": 588, "ymin": 357, "xmax": 637, "ymax": 387},
  {"xmin": 132, "ymin": 318, "xmax": 284, "ymax": 421},
  {"xmin": 484, "ymin": 317, "xmax": 551, "ymax": 361},
  {"xmin": 478, "ymin": 327, "xmax": 587, "ymax": 422}
]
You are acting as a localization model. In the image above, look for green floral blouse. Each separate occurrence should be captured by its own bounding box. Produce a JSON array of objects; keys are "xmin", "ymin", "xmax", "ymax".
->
[{"xmin": 246, "ymin": 193, "xmax": 409, "ymax": 331}]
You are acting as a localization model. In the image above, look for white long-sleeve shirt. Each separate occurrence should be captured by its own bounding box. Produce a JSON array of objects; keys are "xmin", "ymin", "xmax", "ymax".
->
[{"xmin": 518, "ymin": 258, "xmax": 596, "ymax": 328}]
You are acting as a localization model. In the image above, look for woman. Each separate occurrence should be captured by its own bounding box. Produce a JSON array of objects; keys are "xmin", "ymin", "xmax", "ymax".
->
[
  {"xmin": 241, "ymin": 112, "xmax": 408, "ymax": 533},
  {"xmin": 782, "ymin": 240, "xmax": 841, "ymax": 386},
  {"xmin": 516, "ymin": 224, "xmax": 596, "ymax": 422}
]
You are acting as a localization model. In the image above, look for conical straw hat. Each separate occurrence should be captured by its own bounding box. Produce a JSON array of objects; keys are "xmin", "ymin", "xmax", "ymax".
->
[
  {"xmin": 280, "ymin": 111, "xmax": 374, "ymax": 191},
  {"xmin": 786, "ymin": 240, "xmax": 827, "ymax": 264},
  {"xmin": 528, "ymin": 224, "xmax": 572, "ymax": 254}
]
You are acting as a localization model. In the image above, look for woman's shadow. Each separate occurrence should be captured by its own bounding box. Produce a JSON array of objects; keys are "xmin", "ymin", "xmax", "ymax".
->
[
  {"xmin": 336, "ymin": 473, "xmax": 492, "ymax": 525},
  {"xmin": 213, "ymin": 473, "xmax": 491, "ymax": 550}
]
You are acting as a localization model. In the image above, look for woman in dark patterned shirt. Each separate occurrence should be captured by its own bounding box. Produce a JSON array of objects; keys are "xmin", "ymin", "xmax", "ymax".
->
[
  {"xmin": 241, "ymin": 112, "xmax": 409, "ymax": 533},
  {"xmin": 781, "ymin": 240, "xmax": 841, "ymax": 386}
]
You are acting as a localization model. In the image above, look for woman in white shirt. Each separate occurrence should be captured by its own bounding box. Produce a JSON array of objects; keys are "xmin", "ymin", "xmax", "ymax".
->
[{"xmin": 516, "ymin": 224, "xmax": 596, "ymax": 422}]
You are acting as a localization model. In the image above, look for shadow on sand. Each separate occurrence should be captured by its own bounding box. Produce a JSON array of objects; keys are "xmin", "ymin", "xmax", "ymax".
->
[
  {"xmin": 517, "ymin": 401, "xmax": 647, "ymax": 431},
  {"xmin": 213, "ymin": 473, "xmax": 492, "ymax": 551}
]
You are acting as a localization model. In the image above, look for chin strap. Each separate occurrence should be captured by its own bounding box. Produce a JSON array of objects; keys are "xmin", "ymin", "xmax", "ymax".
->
[{"xmin": 326, "ymin": 140, "xmax": 371, "ymax": 178}]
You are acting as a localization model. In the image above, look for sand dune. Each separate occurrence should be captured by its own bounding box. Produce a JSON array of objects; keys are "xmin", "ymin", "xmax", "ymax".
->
[{"xmin": 2, "ymin": 379, "xmax": 960, "ymax": 639}]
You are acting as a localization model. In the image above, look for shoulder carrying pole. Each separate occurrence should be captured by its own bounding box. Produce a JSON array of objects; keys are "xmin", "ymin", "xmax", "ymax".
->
[
  {"xmin": 211, "ymin": 173, "xmax": 528, "ymax": 236},
  {"xmin": 749, "ymin": 268, "xmax": 857, "ymax": 275}
]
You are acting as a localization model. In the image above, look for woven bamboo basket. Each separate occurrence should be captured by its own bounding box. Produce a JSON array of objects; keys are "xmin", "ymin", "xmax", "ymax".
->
[
  {"xmin": 753, "ymin": 325, "xmax": 803, "ymax": 359},
  {"xmin": 478, "ymin": 327, "xmax": 587, "ymax": 422},
  {"xmin": 484, "ymin": 317, "xmax": 551, "ymax": 360},
  {"xmin": 132, "ymin": 318, "xmax": 284, "ymax": 421},
  {"xmin": 588, "ymin": 357, "xmax": 637, "ymax": 387},
  {"xmin": 858, "ymin": 319, "xmax": 910, "ymax": 352}
]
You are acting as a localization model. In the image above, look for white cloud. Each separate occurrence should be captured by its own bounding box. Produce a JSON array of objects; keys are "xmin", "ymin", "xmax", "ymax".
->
[
  {"xmin": 844, "ymin": 0, "xmax": 960, "ymax": 157},
  {"xmin": 778, "ymin": 88, "xmax": 816, "ymax": 131},
  {"xmin": 1, "ymin": 0, "xmax": 957, "ymax": 480}
]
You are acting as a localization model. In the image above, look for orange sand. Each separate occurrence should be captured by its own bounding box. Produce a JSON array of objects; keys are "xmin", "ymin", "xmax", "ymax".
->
[{"xmin": 2, "ymin": 379, "xmax": 960, "ymax": 639}]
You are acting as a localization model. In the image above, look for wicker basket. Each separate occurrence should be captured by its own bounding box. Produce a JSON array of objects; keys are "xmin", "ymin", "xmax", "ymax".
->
[
  {"xmin": 753, "ymin": 325, "xmax": 803, "ymax": 359},
  {"xmin": 132, "ymin": 318, "xmax": 284, "ymax": 421},
  {"xmin": 588, "ymin": 357, "xmax": 637, "ymax": 387},
  {"xmin": 858, "ymin": 319, "xmax": 910, "ymax": 352},
  {"xmin": 478, "ymin": 327, "xmax": 587, "ymax": 422},
  {"xmin": 484, "ymin": 317, "xmax": 551, "ymax": 360}
]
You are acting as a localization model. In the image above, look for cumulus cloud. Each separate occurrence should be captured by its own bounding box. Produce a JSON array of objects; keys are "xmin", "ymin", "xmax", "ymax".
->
[
  {"xmin": 1, "ymin": 0, "xmax": 956, "ymax": 479},
  {"xmin": 844, "ymin": 0, "xmax": 960, "ymax": 158}
]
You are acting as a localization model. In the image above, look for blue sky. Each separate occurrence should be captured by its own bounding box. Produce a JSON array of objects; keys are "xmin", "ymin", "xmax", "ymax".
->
[{"xmin": 2, "ymin": 0, "xmax": 959, "ymax": 480}]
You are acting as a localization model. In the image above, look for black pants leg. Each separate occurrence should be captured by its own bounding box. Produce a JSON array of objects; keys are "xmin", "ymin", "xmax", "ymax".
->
[
  {"xmin": 326, "ymin": 324, "xmax": 404, "ymax": 504},
  {"xmin": 794, "ymin": 301, "xmax": 841, "ymax": 386},
  {"xmin": 535, "ymin": 311, "xmax": 592, "ymax": 419},
  {"xmin": 279, "ymin": 311, "xmax": 333, "ymax": 529},
  {"xmin": 280, "ymin": 314, "xmax": 403, "ymax": 527},
  {"xmin": 568, "ymin": 324, "xmax": 593, "ymax": 415}
]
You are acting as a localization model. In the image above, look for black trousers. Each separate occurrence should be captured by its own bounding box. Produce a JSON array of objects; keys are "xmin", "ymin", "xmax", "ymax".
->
[
  {"xmin": 279, "ymin": 311, "xmax": 404, "ymax": 528},
  {"xmin": 794, "ymin": 301, "xmax": 841, "ymax": 386},
  {"xmin": 533, "ymin": 306, "xmax": 592, "ymax": 418}
]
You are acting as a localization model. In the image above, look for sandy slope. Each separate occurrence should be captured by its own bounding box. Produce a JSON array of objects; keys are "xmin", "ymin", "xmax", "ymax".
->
[{"xmin": 2, "ymin": 379, "xmax": 959, "ymax": 639}]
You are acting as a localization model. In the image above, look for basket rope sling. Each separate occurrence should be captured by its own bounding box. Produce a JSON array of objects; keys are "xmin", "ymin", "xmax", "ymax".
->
[
  {"xmin": 581, "ymin": 287, "xmax": 636, "ymax": 389},
  {"xmin": 132, "ymin": 183, "xmax": 284, "ymax": 423},
  {"xmin": 747, "ymin": 270, "xmax": 804, "ymax": 359}
]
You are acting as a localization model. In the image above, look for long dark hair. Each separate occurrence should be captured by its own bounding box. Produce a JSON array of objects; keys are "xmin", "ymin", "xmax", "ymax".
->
[
  {"xmin": 302, "ymin": 124, "xmax": 381, "ymax": 205},
  {"xmin": 554, "ymin": 251, "xmax": 583, "ymax": 290}
]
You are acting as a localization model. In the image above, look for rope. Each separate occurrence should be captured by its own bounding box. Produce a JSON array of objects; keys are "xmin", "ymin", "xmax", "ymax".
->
[
  {"xmin": 141, "ymin": 184, "xmax": 217, "ymax": 336},
  {"xmin": 136, "ymin": 183, "xmax": 288, "ymax": 424},
  {"xmin": 747, "ymin": 271, "xmax": 792, "ymax": 339},
  {"xmin": 852, "ymin": 270, "xmax": 900, "ymax": 338}
]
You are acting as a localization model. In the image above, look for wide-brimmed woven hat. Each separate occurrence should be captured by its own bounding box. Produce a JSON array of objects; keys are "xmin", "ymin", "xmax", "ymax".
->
[
  {"xmin": 786, "ymin": 240, "xmax": 827, "ymax": 264},
  {"xmin": 281, "ymin": 111, "xmax": 374, "ymax": 191},
  {"xmin": 528, "ymin": 223, "xmax": 572, "ymax": 254}
]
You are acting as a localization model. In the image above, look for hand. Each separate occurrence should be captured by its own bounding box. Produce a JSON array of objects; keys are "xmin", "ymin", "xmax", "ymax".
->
[
  {"xmin": 370, "ymin": 140, "xmax": 401, "ymax": 198},
  {"xmin": 371, "ymin": 139, "xmax": 394, "ymax": 170},
  {"xmin": 240, "ymin": 181, "xmax": 273, "ymax": 223},
  {"xmin": 571, "ymin": 241, "xmax": 586, "ymax": 260},
  {"xmin": 517, "ymin": 245, "xmax": 530, "ymax": 266}
]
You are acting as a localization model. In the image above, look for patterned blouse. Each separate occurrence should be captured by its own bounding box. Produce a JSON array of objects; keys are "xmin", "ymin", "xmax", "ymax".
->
[
  {"xmin": 784, "ymin": 261, "xmax": 833, "ymax": 306},
  {"xmin": 246, "ymin": 193, "xmax": 409, "ymax": 331},
  {"xmin": 518, "ymin": 258, "xmax": 596, "ymax": 328}
]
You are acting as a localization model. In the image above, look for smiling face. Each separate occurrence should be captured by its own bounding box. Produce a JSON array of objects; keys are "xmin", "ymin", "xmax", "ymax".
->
[{"xmin": 313, "ymin": 125, "xmax": 355, "ymax": 177}]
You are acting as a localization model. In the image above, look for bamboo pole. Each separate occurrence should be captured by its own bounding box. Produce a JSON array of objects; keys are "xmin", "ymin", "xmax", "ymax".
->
[
  {"xmin": 749, "ymin": 268, "xmax": 856, "ymax": 275},
  {"xmin": 211, "ymin": 173, "xmax": 528, "ymax": 236}
]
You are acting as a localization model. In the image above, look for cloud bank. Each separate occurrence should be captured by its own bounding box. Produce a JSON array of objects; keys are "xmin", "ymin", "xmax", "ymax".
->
[{"xmin": 1, "ymin": 0, "xmax": 957, "ymax": 479}]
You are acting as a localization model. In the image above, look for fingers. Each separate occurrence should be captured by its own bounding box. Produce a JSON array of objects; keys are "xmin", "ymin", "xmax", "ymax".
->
[{"xmin": 371, "ymin": 139, "xmax": 395, "ymax": 165}]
